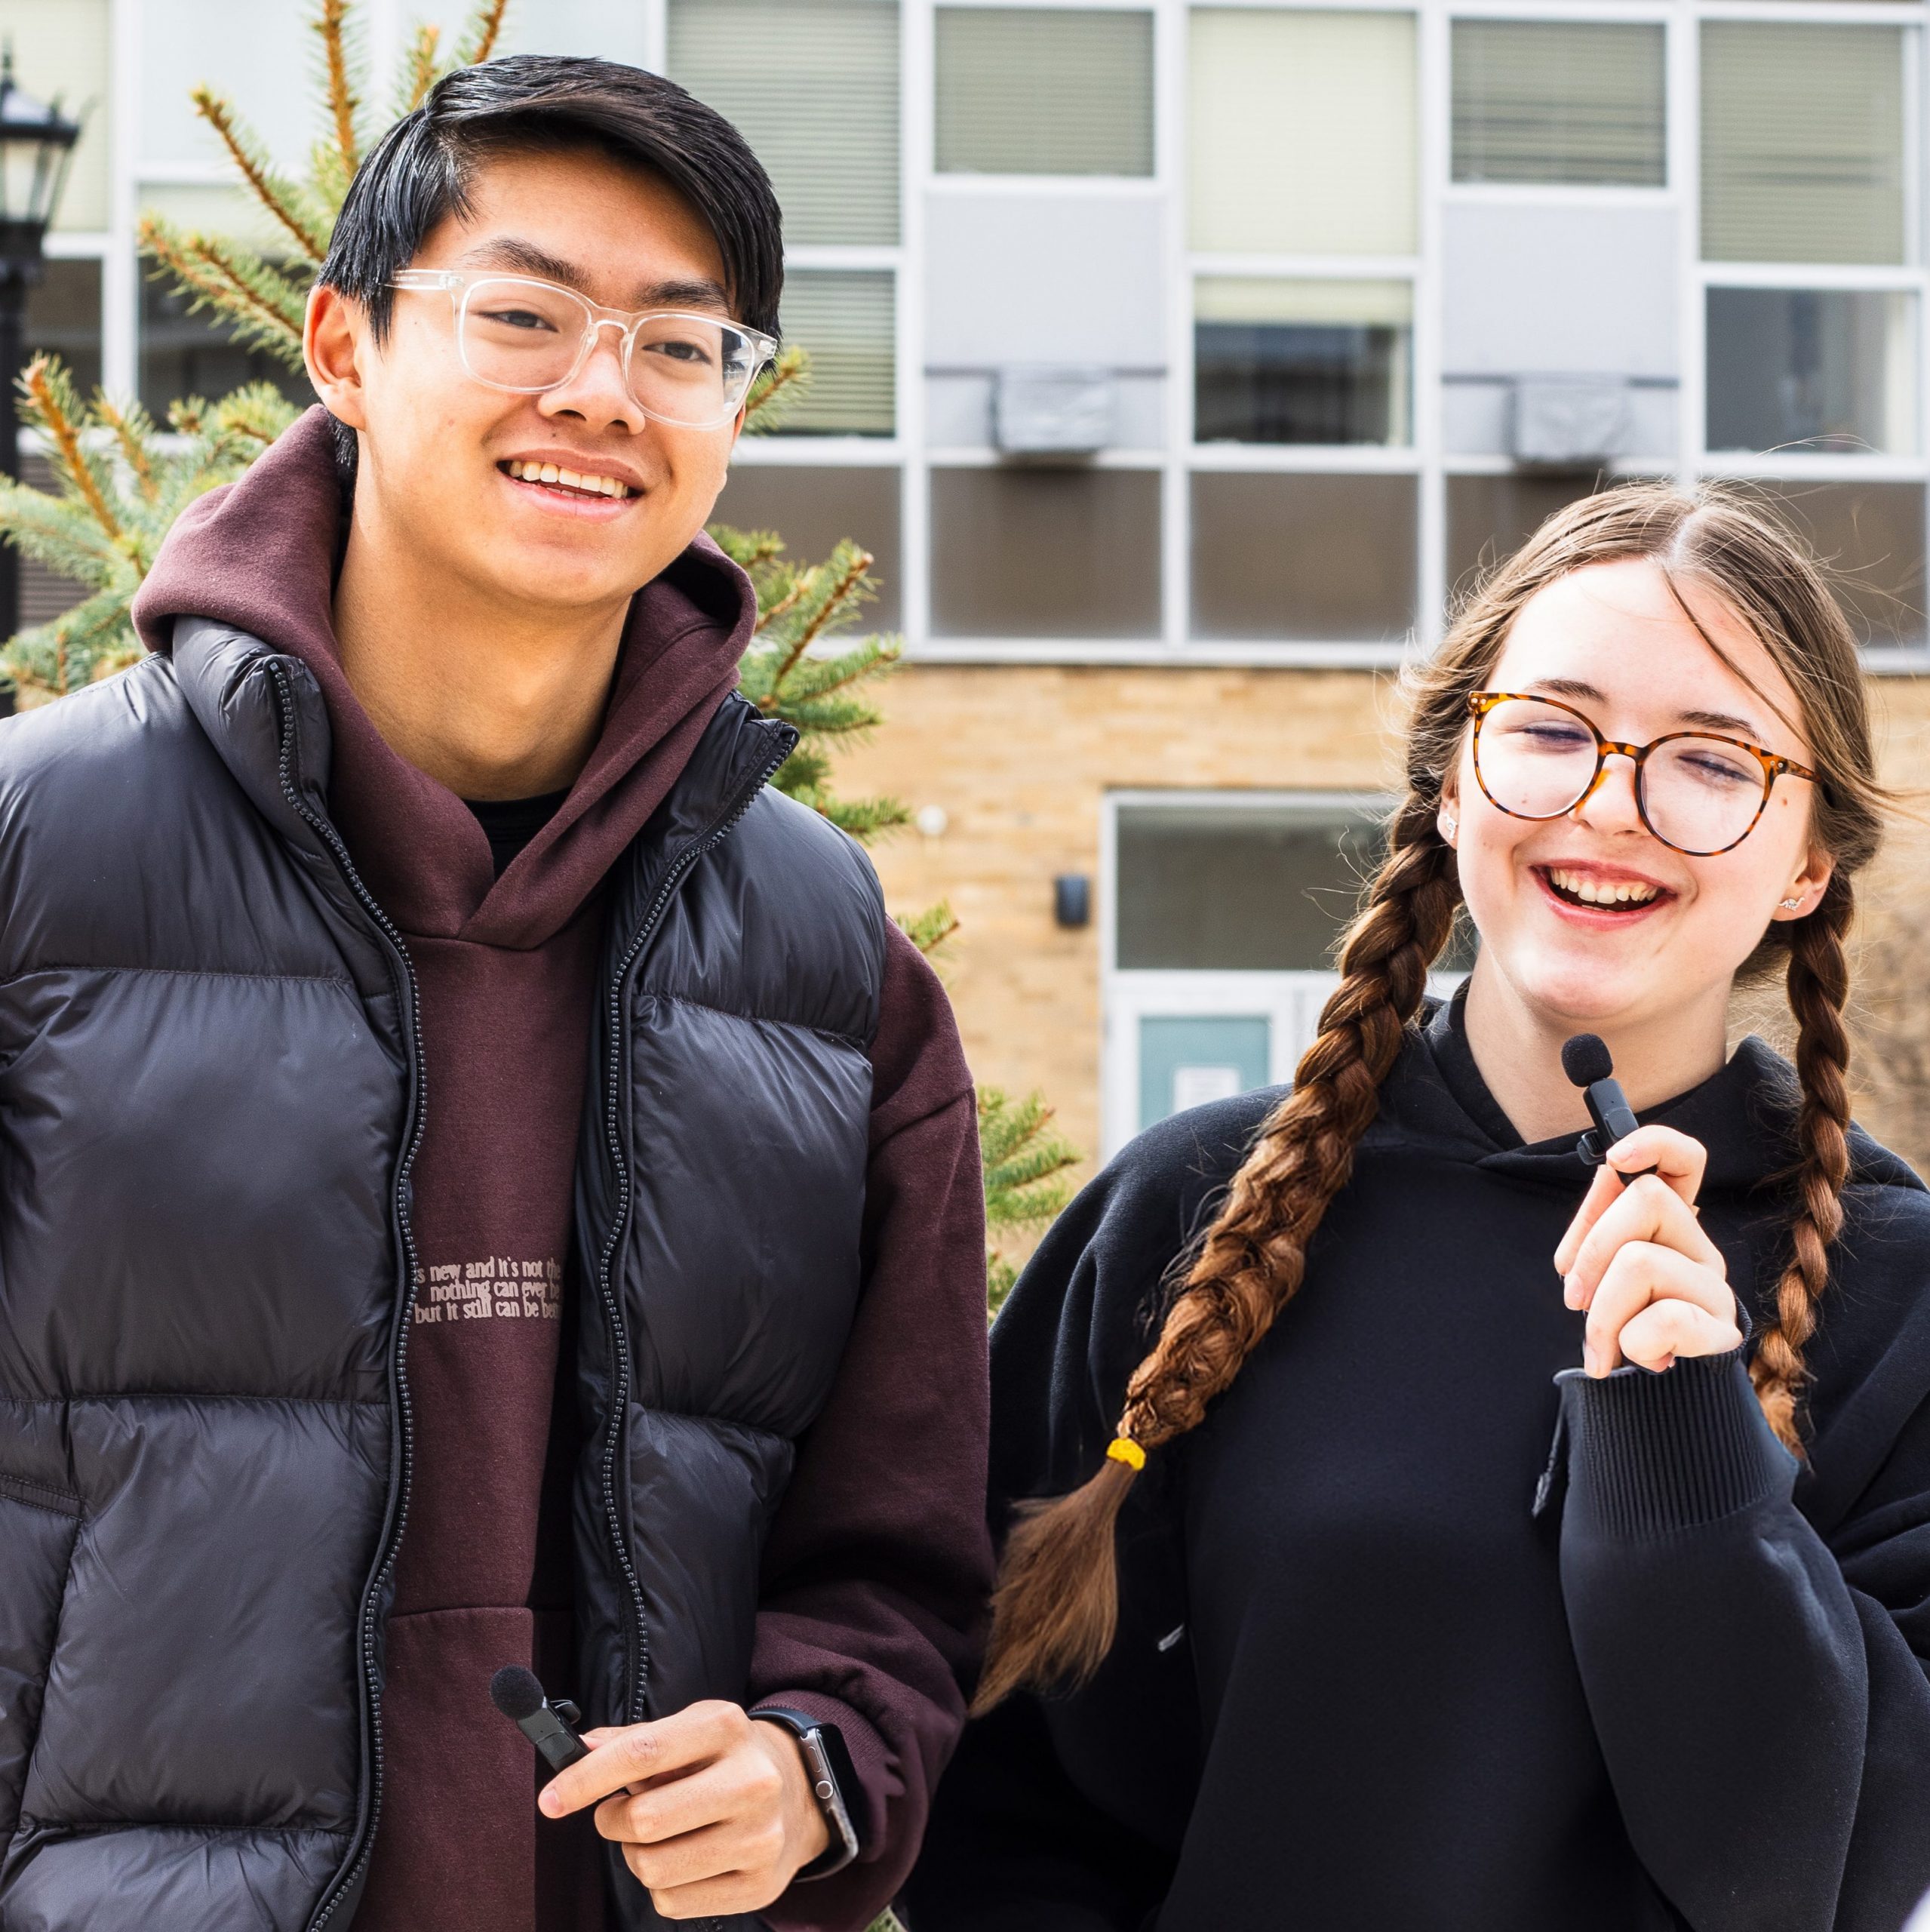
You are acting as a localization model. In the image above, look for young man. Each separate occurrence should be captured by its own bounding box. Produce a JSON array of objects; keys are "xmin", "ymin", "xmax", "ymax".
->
[{"xmin": 0, "ymin": 57, "xmax": 989, "ymax": 1932}]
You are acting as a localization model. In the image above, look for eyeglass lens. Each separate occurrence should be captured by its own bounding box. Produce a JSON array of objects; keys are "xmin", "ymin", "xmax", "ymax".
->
[
  {"xmin": 457, "ymin": 278, "xmax": 760, "ymax": 427},
  {"xmin": 1474, "ymin": 697, "xmax": 1769, "ymax": 855}
]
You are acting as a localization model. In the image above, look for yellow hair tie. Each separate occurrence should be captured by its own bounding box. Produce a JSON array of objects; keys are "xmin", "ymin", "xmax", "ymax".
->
[{"xmin": 1106, "ymin": 1437, "xmax": 1146, "ymax": 1473}]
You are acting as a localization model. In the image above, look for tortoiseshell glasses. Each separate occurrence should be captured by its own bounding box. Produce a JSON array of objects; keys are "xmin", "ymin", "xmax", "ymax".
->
[{"xmin": 1467, "ymin": 691, "xmax": 1818, "ymax": 857}]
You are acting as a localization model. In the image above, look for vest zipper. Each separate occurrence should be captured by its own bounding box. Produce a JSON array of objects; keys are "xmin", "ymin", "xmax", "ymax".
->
[
  {"xmin": 261, "ymin": 663, "xmax": 430, "ymax": 1932},
  {"xmin": 592, "ymin": 731, "xmax": 795, "ymax": 1728}
]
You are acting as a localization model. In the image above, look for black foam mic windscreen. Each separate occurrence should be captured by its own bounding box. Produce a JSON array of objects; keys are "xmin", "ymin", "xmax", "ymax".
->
[
  {"xmin": 1561, "ymin": 1033, "xmax": 1613, "ymax": 1089},
  {"xmin": 490, "ymin": 1665, "xmax": 546, "ymax": 1724}
]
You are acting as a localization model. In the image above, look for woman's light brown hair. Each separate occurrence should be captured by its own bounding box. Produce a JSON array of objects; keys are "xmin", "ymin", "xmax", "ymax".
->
[{"xmin": 973, "ymin": 483, "xmax": 1886, "ymax": 1715}]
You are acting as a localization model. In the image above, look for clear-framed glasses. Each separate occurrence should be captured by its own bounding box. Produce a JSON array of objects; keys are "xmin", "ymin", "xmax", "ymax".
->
[
  {"xmin": 389, "ymin": 269, "xmax": 776, "ymax": 429},
  {"xmin": 1467, "ymin": 690, "xmax": 1819, "ymax": 857}
]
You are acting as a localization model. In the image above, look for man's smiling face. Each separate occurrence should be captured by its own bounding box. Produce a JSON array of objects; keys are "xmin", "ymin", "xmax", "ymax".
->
[{"xmin": 315, "ymin": 143, "xmax": 746, "ymax": 620}]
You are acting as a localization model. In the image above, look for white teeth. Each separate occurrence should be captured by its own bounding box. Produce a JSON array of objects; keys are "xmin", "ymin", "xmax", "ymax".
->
[
  {"xmin": 505, "ymin": 460, "xmax": 632, "ymax": 498},
  {"xmin": 1548, "ymin": 867, "xmax": 1659, "ymax": 906}
]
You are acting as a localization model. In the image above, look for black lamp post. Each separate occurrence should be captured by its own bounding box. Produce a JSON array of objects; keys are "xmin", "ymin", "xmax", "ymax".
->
[{"xmin": 0, "ymin": 47, "xmax": 78, "ymax": 698}]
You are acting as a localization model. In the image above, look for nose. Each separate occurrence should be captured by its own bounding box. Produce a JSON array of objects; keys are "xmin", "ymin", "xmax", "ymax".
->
[
  {"xmin": 1569, "ymin": 748, "xmax": 1644, "ymax": 834},
  {"xmin": 537, "ymin": 316, "xmax": 647, "ymax": 437}
]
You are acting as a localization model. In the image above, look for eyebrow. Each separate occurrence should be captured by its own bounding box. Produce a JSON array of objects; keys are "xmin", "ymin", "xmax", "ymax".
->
[
  {"xmin": 454, "ymin": 238, "xmax": 733, "ymax": 315},
  {"xmin": 1523, "ymin": 678, "xmax": 1765, "ymax": 742}
]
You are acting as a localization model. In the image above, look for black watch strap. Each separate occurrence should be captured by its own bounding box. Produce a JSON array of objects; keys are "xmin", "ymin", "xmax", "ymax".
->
[{"xmin": 748, "ymin": 1706, "xmax": 867, "ymax": 1880}]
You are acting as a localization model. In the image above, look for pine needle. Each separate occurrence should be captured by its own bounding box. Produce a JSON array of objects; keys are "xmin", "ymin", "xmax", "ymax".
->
[
  {"xmin": 91, "ymin": 394, "xmax": 161, "ymax": 503},
  {"xmin": 315, "ymin": 0, "xmax": 361, "ymax": 174},
  {"xmin": 22, "ymin": 357, "xmax": 118, "ymax": 540},
  {"xmin": 743, "ymin": 347, "xmax": 810, "ymax": 435},
  {"xmin": 455, "ymin": 0, "xmax": 510, "ymax": 66},
  {"xmin": 400, "ymin": 24, "xmax": 441, "ymax": 112},
  {"xmin": 190, "ymin": 85, "xmax": 331, "ymax": 263}
]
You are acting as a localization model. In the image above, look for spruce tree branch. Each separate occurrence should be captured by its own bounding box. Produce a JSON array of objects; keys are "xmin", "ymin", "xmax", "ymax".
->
[
  {"xmin": 315, "ymin": 0, "xmax": 361, "ymax": 173},
  {"xmin": 456, "ymin": 0, "xmax": 510, "ymax": 65},
  {"xmin": 91, "ymin": 395, "xmax": 160, "ymax": 503},
  {"xmin": 138, "ymin": 223, "xmax": 306, "ymax": 354},
  {"xmin": 774, "ymin": 549, "xmax": 872, "ymax": 688},
  {"xmin": 743, "ymin": 347, "xmax": 810, "ymax": 434},
  {"xmin": 190, "ymin": 86, "xmax": 330, "ymax": 263},
  {"xmin": 22, "ymin": 358, "xmax": 120, "ymax": 541},
  {"xmin": 401, "ymin": 24, "xmax": 441, "ymax": 112}
]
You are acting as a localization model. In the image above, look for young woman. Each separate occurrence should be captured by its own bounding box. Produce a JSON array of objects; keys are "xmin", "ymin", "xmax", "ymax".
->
[{"xmin": 905, "ymin": 487, "xmax": 1930, "ymax": 1931}]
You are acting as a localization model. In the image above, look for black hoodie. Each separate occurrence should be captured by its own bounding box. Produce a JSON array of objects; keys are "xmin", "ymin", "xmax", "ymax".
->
[{"xmin": 907, "ymin": 996, "xmax": 1930, "ymax": 1932}]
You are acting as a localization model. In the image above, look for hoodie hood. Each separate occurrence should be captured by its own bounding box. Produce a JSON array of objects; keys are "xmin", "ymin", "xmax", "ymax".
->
[{"xmin": 131, "ymin": 405, "xmax": 754, "ymax": 949}]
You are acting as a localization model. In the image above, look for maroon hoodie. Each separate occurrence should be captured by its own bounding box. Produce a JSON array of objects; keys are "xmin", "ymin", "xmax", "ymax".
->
[{"xmin": 131, "ymin": 408, "xmax": 992, "ymax": 1932}]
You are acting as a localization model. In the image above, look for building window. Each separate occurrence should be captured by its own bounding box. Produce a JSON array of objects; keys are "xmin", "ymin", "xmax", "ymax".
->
[
  {"xmin": 773, "ymin": 272, "xmax": 896, "ymax": 436},
  {"xmin": 930, "ymin": 467, "xmax": 1160, "ymax": 638},
  {"xmin": 1190, "ymin": 473, "xmax": 1418, "ymax": 641},
  {"xmin": 1195, "ymin": 278, "xmax": 1412, "ymax": 447},
  {"xmin": 1749, "ymin": 481, "xmax": 1926, "ymax": 650},
  {"xmin": 1117, "ymin": 801, "xmax": 1384, "ymax": 972},
  {"xmin": 667, "ymin": 0, "xmax": 899, "ymax": 246},
  {"xmin": 29, "ymin": 259, "xmax": 103, "ymax": 396},
  {"xmin": 1701, "ymin": 23, "xmax": 1905, "ymax": 266},
  {"xmin": 712, "ymin": 466, "xmax": 904, "ymax": 631},
  {"xmin": 1446, "ymin": 472, "xmax": 1615, "ymax": 597},
  {"xmin": 1707, "ymin": 289, "xmax": 1917, "ymax": 457},
  {"xmin": 1106, "ymin": 794, "xmax": 1421, "ymax": 1149},
  {"xmin": 1189, "ymin": 9, "xmax": 1418, "ymax": 257},
  {"xmin": 935, "ymin": 8, "xmax": 1153, "ymax": 177},
  {"xmin": 1451, "ymin": 20, "xmax": 1664, "ymax": 189},
  {"xmin": 138, "ymin": 277, "xmax": 312, "ymax": 417}
]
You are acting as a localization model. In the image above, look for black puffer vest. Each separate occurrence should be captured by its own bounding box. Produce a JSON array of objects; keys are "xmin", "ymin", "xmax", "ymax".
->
[{"xmin": 0, "ymin": 617, "xmax": 887, "ymax": 1931}]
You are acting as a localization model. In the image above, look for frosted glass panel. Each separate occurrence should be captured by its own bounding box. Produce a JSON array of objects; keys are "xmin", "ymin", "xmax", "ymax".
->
[
  {"xmin": 1190, "ymin": 9, "xmax": 1418, "ymax": 257},
  {"xmin": 493, "ymin": 0, "xmax": 651, "ymax": 61},
  {"xmin": 1191, "ymin": 472, "xmax": 1416, "ymax": 640},
  {"xmin": 142, "ymin": 0, "xmax": 313, "ymax": 171},
  {"xmin": 936, "ymin": 8, "xmax": 1153, "ymax": 176},
  {"xmin": 1701, "ymin": 24, "xmax": 1904, "ymax": 266},
  {"xmin": 1452, "ymin": 20, "xmax": 1664, "ymax": 188},
  {"xmin": 669, "ymin": 0, "xmax": 899, "ymax": 246}
]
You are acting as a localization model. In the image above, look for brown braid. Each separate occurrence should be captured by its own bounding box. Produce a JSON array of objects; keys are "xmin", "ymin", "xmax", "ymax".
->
[
  {"xmin": 975, "ymin": 480, "xmax": 1891, "ymax": 1714},
  {"xmin": 972, "ymin": 801, "xmax": 1459, "ymax": 1712},
  {"xmin": 1750, "ymin": 877, "xmax": 1856, "ymax": 1454}
]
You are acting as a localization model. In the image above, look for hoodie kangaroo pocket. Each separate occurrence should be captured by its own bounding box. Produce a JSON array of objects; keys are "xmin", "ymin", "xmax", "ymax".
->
[{"xmin": 0, "ymin": 1478, "xmax": 82, "ymax": 1841}]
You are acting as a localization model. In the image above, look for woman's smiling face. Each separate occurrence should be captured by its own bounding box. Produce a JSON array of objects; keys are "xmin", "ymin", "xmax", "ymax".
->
[{"xmin": 1443, "ymin": 556, "xmax": 1833, "ymax": 1037}]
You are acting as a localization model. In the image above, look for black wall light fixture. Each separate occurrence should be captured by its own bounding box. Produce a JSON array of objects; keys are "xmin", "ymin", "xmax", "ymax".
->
[{"xmin": 1054, "ymin": 874, "xmax": 1091, "ymax": 929}]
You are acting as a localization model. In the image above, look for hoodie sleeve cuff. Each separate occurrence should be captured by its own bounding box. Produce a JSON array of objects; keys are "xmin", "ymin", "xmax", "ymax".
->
[{"xmin": 1556, "ymin": 1349, "xmax": 1797, "ymax": 1540}]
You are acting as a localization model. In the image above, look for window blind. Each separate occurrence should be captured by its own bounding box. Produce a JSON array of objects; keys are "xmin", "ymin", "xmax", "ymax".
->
[
  {"xmin": 934, "ymin": 8, "xmax": 1154, "ymax": 176},
  {"xmin": 1701, "ymin": 23, "xmax": 1904, "ymax": 266},
  {"xmin": 1452, "ymin": 20, "xmax": 1664, "ymax": 187},
  {"xmin": 667, "ymin": 0, "xmax": 899, "ymax": 247},
  {"xmin": 776, "ymin": 271, "xmax": 896, "ymax": 435},
  {"xmin": 1197, "ymin": 278, "xmax": 1413, "ymax": 328},
  {"xmin": 1189, "ymin": 9, "xmax": 1418, "ymax": 257}
]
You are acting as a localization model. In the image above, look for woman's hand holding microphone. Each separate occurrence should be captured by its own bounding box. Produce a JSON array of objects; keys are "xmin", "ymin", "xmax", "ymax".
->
[{"xmin": 1554, "ymin": 1124, "xmax": 1744, "ymax": 1377}]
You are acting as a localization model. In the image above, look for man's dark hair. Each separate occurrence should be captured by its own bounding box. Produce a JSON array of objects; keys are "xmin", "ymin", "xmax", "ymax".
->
[{"xmin": 321, "ymin": 55, "xmax": 784, "ymax": 334}]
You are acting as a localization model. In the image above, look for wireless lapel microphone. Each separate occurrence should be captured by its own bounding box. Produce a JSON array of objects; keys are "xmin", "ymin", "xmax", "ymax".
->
[
  {"xmin": 490, "ymin": 1665, "xmax": 591, "ymax": 1774},
  {"xmin": 1560, "ymin": 1034, "xmax": 1657, "ymax": 1182}
]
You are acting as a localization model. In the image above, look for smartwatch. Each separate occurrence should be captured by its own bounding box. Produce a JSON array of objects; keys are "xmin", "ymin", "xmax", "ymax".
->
[{"xmin": 748, "ymin": 1706, "xmax": 867, "ymax": 1880}]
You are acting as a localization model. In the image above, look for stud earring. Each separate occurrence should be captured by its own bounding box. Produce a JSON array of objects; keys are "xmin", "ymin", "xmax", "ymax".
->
[{"xmin": 1779, "ymin": 897, "xmax": 1802, "ymax": 910}]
